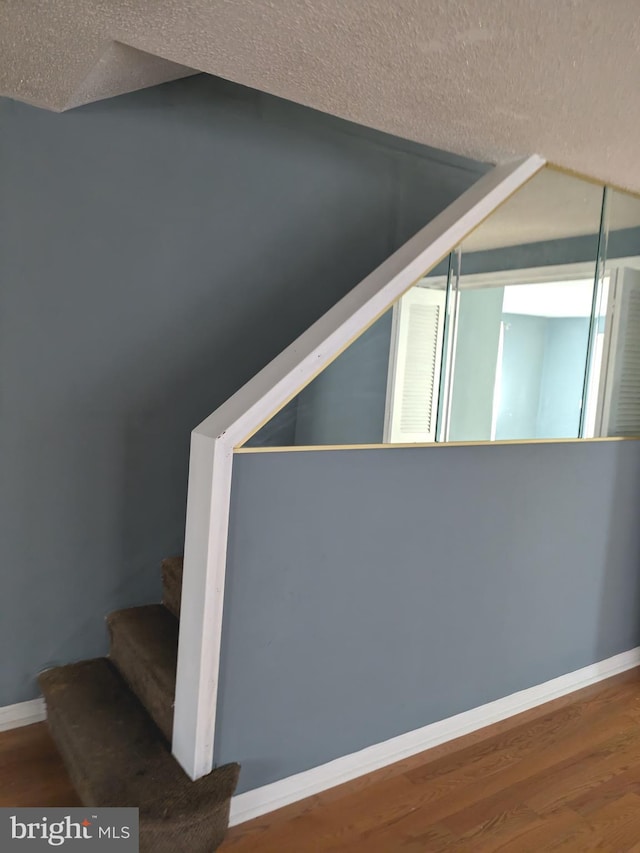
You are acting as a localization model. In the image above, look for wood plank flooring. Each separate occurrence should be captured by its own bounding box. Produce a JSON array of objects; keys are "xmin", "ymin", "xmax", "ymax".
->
[
  {"xmin": 0, "ymin": 721, "xmax": 80, "ymax": 809},
  {"xmin": 3, "ymin": 669, "xmax": 640, "ymax": 850}
]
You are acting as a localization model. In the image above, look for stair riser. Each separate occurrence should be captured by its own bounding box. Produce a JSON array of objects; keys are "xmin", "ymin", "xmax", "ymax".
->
[
  {"xmin": 107, "ymin": 607, "xmax": 178, "ymax": 744},
  {"xmin": 162, "ymin": 588, "xmax": 181, "ymax": 620},
  {"xmin": 161, "ymin": 557, "xmax": 183, "ymax": 620},
  {"xmin": 109, "ymin": 636, "xmax": 174, "ymax": 743}
]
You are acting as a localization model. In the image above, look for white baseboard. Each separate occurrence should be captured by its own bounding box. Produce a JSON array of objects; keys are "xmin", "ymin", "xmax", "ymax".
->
[
  {"xmin": 0, "ymin": 698, "xmax": 46, "ymax": 733},
  {"xmin": 229, "ymin": 646, "xmax": 640, "ymax": 826}
]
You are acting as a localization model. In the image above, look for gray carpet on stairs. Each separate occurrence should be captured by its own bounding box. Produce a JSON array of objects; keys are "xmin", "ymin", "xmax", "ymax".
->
[{"xmin": 108, "ymin": 604, "xmax": 178, "ymax": 742}]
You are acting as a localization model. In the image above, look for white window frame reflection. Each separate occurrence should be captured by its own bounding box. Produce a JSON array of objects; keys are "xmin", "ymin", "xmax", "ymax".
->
[{"xmin": 387, "ymin": 257, "xmax": 640, "ymax": 444}]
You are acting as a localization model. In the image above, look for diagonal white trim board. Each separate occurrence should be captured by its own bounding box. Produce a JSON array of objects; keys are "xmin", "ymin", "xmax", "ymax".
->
[
  {"xmin": 173, "ymin": 155, "xmax": 547, "ymax": 780},
  {"xmin": 0, "ymin": 698, "xmax": 46, "ymax": 733},
  {"xmin": 229, "ymin": 646, "xmax": 640, "ymax": 826}
]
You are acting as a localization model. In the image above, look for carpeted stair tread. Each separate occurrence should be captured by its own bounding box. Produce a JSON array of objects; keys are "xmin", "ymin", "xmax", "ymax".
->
[
  {"xmin": 161, "ymin": 556, "xmax": 183, "ymax": 619},
  {"xmin": 38, "ymin": 659, "xmax": 239, "ymax": 853},
  {"xmin": 107, "ymin": 605, "xmax": 178, "ymax": 743}
]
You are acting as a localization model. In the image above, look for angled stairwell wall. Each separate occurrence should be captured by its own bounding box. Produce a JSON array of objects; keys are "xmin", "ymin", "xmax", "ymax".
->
[{"xmin": 0, "ymin": 73, "xmax": 486, "ymax": 709}]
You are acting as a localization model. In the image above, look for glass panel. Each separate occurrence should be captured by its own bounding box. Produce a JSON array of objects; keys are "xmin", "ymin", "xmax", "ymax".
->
[
  {"xmin": 244, "ymin": 167, "xmax": 640, "ymax": 449},
  {"xmin": 446, "ymin": 169, "xmax": 604, "ymax": 442},
  {"xmin": 592, "ymin": 187, "xmax": 640, "ymax": 436},
  {"xmin": 246, "ymin": 261, "xmax": 450, "ymax": 447}
]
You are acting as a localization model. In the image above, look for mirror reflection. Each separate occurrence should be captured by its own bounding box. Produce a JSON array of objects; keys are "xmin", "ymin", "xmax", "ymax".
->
[
  {"xmin": 246, "ymin": 167, "xmax": 640, "ymax": 448},
  {"xmin": 596, "ymin": 188, "xmax": 640, "ymax": 437}
]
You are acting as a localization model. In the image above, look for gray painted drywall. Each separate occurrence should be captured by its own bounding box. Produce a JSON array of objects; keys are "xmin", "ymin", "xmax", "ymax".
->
[
  {"xmin": 220, "ymin": 441, "xmax": 640, "ymax": 793},
  {"xmin": 0, "ymin": 74, "xmax": 486, "ymax": 707}
]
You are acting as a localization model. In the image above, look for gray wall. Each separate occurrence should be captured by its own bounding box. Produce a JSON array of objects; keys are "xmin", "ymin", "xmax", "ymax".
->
[
  {"xmin": 0, "ymin": 74, "xmax": 486, "ymax": 706},
  {"xmin": 221, "ymin": 441, "xmax": 640, "ymax": 793}
]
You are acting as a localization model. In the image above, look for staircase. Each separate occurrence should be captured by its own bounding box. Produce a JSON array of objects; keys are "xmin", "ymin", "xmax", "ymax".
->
[{"xmin": 38, "ymin": 557, "xmax": 239, "ymax": 853}]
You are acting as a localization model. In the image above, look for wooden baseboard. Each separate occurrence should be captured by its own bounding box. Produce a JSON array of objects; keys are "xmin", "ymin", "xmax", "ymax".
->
[{"xmin": 229, "ymin": 647, "xmax": 640, "ymax": 826}]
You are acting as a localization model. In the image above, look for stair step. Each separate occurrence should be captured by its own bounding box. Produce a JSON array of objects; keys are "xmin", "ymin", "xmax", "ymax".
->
[
  {"xmin": 38, "ymin": 659, "xmax": 239, "ymax": 853},
  {"xmin": 161, "ymin": 556, "xmax": 183, "ymax": 619},
  {"xmin": 107, "ymin": 605, "xmax": 178, "ymax": 743}
]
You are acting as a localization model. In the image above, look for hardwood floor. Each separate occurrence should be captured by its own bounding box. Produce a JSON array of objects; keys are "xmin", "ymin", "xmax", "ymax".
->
[
  {"xmin": 4, "ymin": 670, "xmax": 640, "ymax": 850},
  {"xmin": 0, "ymin": 721, "xmax": 80, "ymax": 809}
]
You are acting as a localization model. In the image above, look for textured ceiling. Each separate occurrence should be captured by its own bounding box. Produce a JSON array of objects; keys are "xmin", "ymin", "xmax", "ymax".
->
[
  {"xmin": 2, "ymin": 1, "xmax": 640, "ymax": 192},
  {"xmin": 464, "ymin": 168, "xmax": 640, "ymax": 251}
]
